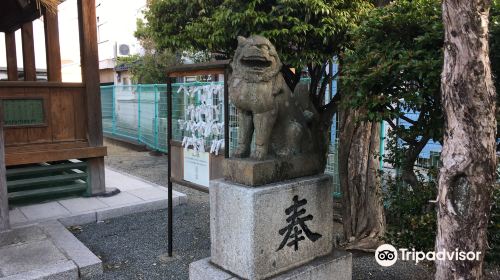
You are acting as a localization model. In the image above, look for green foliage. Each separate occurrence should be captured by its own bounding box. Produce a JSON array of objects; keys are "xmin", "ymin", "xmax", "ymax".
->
[
  {"xmin": 384, "ymin": 170, "xmax": 438, "ymax": 251},
  {"xmin": 136, "ymin": 0, "xmax": 223, "ymax": 55},
  {"xmin": 487, "ymin": 189, "xmax": 500, "ymax": 264},
  {"xmin": 384, "ymin": 169, "xmax": 500, "ymax": 263},
  {"xmin": 138, "ymin": 0, "xmax": 372, "ymax": 69},
  {"xmin": 487, "ymin": 166, "xmax": 500, "ymax": 264},
  {"xmin": 115, "ymin": 49, "xmax": 181, "ymax": 84},
  {"xmin": 342, "ymin": 0, "xmax": 443, "ymax": 138},
  {"xmin": 132, "ymin": 50, "xmax": 180, "ymax": 84}
]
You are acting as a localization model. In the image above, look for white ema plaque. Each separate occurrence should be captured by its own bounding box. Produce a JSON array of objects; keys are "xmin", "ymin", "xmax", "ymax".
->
[{"xmin": 183, "ymin": 149, "xmax": 210, "ymax": 187}]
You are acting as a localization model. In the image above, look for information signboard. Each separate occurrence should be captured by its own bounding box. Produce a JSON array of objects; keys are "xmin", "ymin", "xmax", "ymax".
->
[{"xmin": 183, "ymin": 149, "xmax": 210, "ymax": 187}]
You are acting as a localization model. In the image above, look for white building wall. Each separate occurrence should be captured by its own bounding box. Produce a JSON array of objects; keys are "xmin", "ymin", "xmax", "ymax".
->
[
  {"xmin": 0, "ymin": 0, "xmax": 146, "ymax": 82},
  {"xmin": 96, "ymin": 0, "xmax": 146, "ymax": 66}
]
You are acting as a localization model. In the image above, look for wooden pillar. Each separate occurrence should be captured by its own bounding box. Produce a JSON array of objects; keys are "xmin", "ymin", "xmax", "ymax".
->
[
  {"xmin": 21, "ymin": 22, "xmax": 37, "ymax": 81},
  {"xmin": 44, "ymin": 10, "xmax": 62, "ymax": 82},
  {"xmin": 0, "ymin": 105, "xmax": 10, "ymax": 231},
  {"xmin": 5, "ymin": 32, "xmax": 18, "ymax": 81},
  {"xmin": 77, "ymin": 0, "xmax": 105, "ymax": 195}
]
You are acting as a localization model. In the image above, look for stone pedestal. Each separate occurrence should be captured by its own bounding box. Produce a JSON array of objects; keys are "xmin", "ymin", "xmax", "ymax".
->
[
  {"xmin": 223, "ymin": 155, "xmax": 323, "ymax": 186},
  {"xmin": 190, "ymin": 250, "xmax": 352, "ymax": 280},
  {"xmin": 189, "ymin": 174, "xmax": 351, "ymax": 280}
]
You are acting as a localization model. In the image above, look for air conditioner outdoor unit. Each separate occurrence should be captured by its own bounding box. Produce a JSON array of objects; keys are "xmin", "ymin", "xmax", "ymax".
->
[{"xmin": 116, "ymin": 43, "xmax": 131, "ymax": 57}]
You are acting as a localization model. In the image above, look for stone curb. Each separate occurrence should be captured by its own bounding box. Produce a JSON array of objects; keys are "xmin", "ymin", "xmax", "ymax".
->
[
  {"xmin": 39, "ymin": 220, "xmax": 103, "ymax": 279},
  {"xmin": 95, "ymin": 198, "xmax": 173, "ymax": 221}
]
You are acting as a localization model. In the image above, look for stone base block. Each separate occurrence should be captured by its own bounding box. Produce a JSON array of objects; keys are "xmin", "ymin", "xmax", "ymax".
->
[
  {"xmin": 223, "ymin": 155, "xmax": 323, "ymax": 186},
  {"xmin": 189, "ymin": 250, "xmax": 352, "ymax": 280},
  {"xmin": 210, "ymin": 175, "xmax": 333, "ymax": 280}
]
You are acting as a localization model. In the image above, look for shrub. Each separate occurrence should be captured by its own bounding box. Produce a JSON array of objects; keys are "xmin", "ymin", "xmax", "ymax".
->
[
  {"xmin": 383, "ymin": 168, "xmax": 500, "ymax": 264},
  {"xmin": 486, "ymin": 172, "xmax": 500, "ymax": 263},
  {"xmin": 383, "ymin": 170, "xmax": 437, "ymax": 252}
]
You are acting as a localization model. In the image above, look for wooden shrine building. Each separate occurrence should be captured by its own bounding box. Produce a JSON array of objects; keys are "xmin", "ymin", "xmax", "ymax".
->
[{"xmin": 0, "ymin": 0, "xmax": 107, "ymax": 230}]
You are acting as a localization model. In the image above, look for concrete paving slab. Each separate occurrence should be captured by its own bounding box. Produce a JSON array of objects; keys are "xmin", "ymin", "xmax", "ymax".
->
[
  {"xmin": 0, "ymin": 239, "xmax": 67, "ymax": 276},
  {"xmin": 1, "ymin": 260, "xmax": 78, "ymax": 280},
  {"xmin": 97, "ymin": 191, "xmax": 143, "ymax": 206},
  {"xmin": 58, "ymin": 212, "xmax": 97, "ymax": 227},
  {"xmin": 126, "ymin": 187, "xmax": 169, "ymax": 201},
  {"xmin": 59, "ymin": 197, "xmax": 109, "ymax": 214},
  {"xmin": 0, "ymin": 222, "xmax": 102, "ymax": 280},
  {"xmin": 0, "ymin": 225, "xmax": 46, "ymax": 247},
  {"xmin": 105, "ymin": 168, "xmax": 155, "ymax": 191},
  {"xmin": 8, "ymin": 209, "xmax": 27, "ymax": 225},
  {"xmin": 19, "ymin": 202, "xmax": 71, "ymax": 221}
]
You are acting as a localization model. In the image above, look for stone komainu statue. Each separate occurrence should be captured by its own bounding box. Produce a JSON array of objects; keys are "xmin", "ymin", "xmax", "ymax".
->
[{"xmin": 229, "ymin": 35, "xmax": 325, "ymax": 168}]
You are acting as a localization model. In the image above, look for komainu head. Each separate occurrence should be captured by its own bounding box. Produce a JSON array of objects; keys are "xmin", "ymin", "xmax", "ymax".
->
[{"xmin": 231, "ymin": 35, "xmax": 282, "ymax": 82}]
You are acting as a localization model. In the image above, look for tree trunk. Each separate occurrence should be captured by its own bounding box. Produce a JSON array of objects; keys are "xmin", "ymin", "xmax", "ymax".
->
[
  {"xmin": 339, "ymin": 108, "xmax": 385, "ymax": 250},
  {"xmin": 437, "ymin": 1, "xmax": 496, "ymax": 279},
  {"xmin": 401, "ymin": 135, "xmax": 431, "ymax": 187}
]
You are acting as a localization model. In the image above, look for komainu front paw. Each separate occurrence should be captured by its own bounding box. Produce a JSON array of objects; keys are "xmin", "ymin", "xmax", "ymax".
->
[
  {"xmin": 250, "ymin": 148, "xmax": 267, "ymax": 160},
  {"xmin": 233, "ymin": 147, "xmax": 250, "ymax": 158}
]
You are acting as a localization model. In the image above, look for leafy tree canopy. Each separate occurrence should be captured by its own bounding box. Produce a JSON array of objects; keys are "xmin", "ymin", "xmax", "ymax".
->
[
  {"xmin": 342, "ymin": 0, "xmax": 443, "ymax": 140},
  {"xmin": 138, "ymin": 0, "xmax": 372, "ymax": 74},
  {"xmin": 137, "ymin": 0, "xmax": 375, "ymax": 128}
]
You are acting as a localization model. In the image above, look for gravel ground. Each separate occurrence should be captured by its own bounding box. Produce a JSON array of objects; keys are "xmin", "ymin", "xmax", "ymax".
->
[{"xmin": 71, "ymin": 140, "xmax": 439, "ymax": 279}]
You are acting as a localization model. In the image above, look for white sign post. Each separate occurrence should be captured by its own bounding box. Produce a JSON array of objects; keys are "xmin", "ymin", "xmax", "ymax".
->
[{"xmin": 183, "ymin": 149, "xmax": 210, "ymax": 187}]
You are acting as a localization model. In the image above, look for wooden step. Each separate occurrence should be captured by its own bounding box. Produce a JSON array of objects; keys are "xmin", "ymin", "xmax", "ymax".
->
[
  {"xmin": 5, "ymin": 146, "xmax": 107, "ymax": 166},
  {"xmin": 6, "ymin": 162, "xmax": 87, "ymax": 177},
  {"xmin": 7, "ymin": 173, "xmax": 87, "ymax": 191},
  {"xmin": 8, "ymin": 183, "xmax": 87, "ymax": 201}
]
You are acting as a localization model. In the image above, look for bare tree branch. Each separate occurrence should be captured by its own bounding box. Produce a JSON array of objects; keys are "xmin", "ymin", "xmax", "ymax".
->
[
  {"xmin": 320, "ymin": 91, "xmax": 341, "ymax": 126},
  {"xmin": 319, "ymin": 72, "xmax": 332, "ymax": 106},
  {"xmin": 399, "ymin": 115, "xmax": 418, "ymax": 125},
  {"xmin": 386, "ymin": 118, "xmax": 397, "ymax": 130}
]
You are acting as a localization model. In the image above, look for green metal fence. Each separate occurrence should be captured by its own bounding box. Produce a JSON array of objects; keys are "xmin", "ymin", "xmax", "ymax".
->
[
  {"xmin": 101, "ymin": 82, "xmax": 342, "ymax": 196},
  {"xmin": 101, "ymin": 84, "xmax": 169, "ymax": 152},
  {"xmin": 101, "ymin": 83, "xmax": 226, "ymax": 153}
]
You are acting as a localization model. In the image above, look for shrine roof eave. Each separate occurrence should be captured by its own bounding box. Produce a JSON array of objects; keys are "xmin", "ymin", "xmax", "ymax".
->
[{"xmin": 0, "ymin": 0, "xmax": 62, "ymax": 33}]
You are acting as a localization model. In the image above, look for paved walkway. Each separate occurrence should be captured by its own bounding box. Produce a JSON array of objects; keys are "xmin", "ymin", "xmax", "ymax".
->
[
  {"xmin": 0, "ymin": 221, "xmax": 102, "ymax": 279},
  {"xmin": 9, "ymin": 167, "xmax": 187, "ymax": 227}
]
